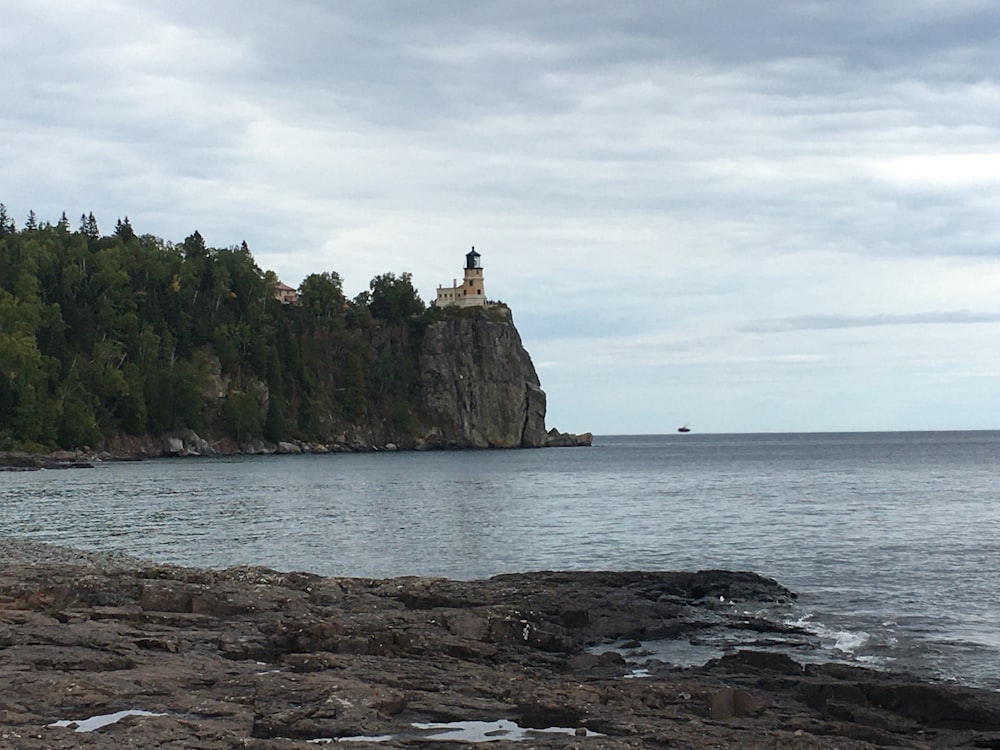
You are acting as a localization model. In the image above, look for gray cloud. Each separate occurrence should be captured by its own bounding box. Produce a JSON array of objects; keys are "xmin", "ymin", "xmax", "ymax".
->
[
  {"xmin": 4, "ymin": 0, "xmax": 1000, "ymax": 432},
  {"xmin": 744, "ymin": 310, "xmax": 1000, "ymax": 333}
]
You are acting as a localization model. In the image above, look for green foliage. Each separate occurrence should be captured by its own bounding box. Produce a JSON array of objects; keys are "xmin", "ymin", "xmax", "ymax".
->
[
  {"xmin": 262, "ymin": 395, "xmax": 286, "ymax": 443},
  {"xmin": 298, "ymin": 271, "xmax": 345, "ymax": 323},
  {"xmin": 0, "ymin": 209, "xmax": 442, "ymax": 450},
  {"xmin": 0, "ymin": 204, "xmax": 16, "ymax": 237},
  {"xmin": 56, "ymin": 372, "xmax": 102, "ymax": 449},
  {"xmin": 368, "ymin": 272, "xmax": 424, "ymax": 322},
  {"xmin": 79, "ymin": 212, "xmax": 98, "ymax": 240},
  {"xmin": 224, "ymin": 388, "xmax": 264, "ymax": 442}
]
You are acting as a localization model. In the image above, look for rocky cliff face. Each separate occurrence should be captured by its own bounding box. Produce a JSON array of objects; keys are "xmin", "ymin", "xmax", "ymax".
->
[
  {"xmin": 58, "ymin": 305, "xmax": 589, "ymax": 459},
  {"xmin": 417, "ymin": 307, "xmax": 549, "ymax": 448}
]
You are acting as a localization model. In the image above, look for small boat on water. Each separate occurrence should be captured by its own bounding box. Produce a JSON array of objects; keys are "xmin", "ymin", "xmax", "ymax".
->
[{"xmin": 677, "ymin": 424, "xmax": 691, "ymax": 433}]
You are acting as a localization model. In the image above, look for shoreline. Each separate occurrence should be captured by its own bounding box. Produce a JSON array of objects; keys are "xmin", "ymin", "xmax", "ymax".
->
[
  {"xmin": 0, "ymin": 429, "xmax": 594, "ymax": 472},
  {"xmin": 2, "ymin": 539, "xmax": 999, "ymax": 748}
]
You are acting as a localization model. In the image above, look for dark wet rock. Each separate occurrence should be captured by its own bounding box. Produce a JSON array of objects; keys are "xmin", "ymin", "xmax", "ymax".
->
[
  {"xmin": 545, "ymin": 428, "xmax": 595, "ymax": 447},
  {"xmin": 0, "ymin": 451, "xmax": 94, "ymax": 471},
  {"xmin": 1, "ymin": 548, "xmax": 999, "ymax": 748},
  {"xmin": 708, "ymin": 649, "xmax": 807, "ymax": 676}
]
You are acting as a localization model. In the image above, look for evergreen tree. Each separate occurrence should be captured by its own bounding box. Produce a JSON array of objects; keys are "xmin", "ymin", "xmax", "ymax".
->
[
  {"xmin": 182, "ymin": 230, "xmax": 207, "ymax": 259},
  {"xmin": 79, "ymin": 211, "xmax": 99, "ymax": 240},
  {"xmin": 114, "ymin": 216, "xmax": 135, "ymax": 241},
  {"xmin": 0, "ymin": 204, "xmax": 14, "ymax": 237},
  {"xmin": 0, "ymin": 207, "xmax": 439, "ymax": 451},
  {"xmin": 24, "ymin": 210, "xmax": 37, "ymax": 231}
]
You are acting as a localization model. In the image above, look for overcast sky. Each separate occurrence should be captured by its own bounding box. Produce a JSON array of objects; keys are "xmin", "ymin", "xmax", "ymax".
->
[{"xmin": 4, "ymin": 1, "xmax": 1000, "ymax": 434}]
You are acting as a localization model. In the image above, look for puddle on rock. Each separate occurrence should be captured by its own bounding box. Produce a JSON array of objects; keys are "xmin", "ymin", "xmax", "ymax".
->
[
  {"xmin": 49, "ymin": 710, "xmax": 166, "ymax": 733},
  {"xmin": 309, "ymin": 719, "xmax": 603, "ymax": 743}
]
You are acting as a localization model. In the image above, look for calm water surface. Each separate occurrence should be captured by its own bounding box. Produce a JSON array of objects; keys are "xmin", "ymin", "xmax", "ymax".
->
[{"xmin": 3, "ymin": 431, "xmax": 999, "ymax": 689}]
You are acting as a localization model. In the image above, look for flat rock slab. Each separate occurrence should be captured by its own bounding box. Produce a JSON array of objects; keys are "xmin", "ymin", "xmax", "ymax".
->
[{"xmin": 1, "ymin": 557, "xmax": 999, "ymax": 748}]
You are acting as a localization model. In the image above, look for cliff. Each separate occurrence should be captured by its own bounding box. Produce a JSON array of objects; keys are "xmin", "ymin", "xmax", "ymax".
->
[
  {"xmin": 417, "ymin": 307, "xmax": 549, "ymax": 448},
  {"xmin": 1, "ymin": 305, "xmax": 590, "ymax": 463},
  {"xmin": 0, "ymin": 219, "xmax": 590, "ymax": 455}
]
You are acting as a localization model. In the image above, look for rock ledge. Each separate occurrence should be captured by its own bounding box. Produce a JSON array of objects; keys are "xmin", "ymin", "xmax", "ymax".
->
[{"xmin": 1, "ymin": 547, "xmax": 998, "ymax": 748}]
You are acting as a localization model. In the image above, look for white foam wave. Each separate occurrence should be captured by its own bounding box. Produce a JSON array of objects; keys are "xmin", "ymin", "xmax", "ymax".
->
[{"xmin": 787, "ymin": 614, "xmax": 872, "ymax": 656}]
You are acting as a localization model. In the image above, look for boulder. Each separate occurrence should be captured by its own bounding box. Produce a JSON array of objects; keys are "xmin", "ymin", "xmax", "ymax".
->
[
  {"xmin": 545, "ymin": 429, "xmax": 593, "ymax": 447},
  {"xmin": 162, "ymin": 429, "xmax": 213, "ymax": 456},
  {"xmin": 162, "ymin": 437, "xmax": 187, "ymax": 456}
]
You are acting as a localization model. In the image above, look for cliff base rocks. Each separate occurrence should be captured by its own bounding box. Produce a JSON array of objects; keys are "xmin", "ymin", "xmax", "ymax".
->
[
  {"xmin": 545, "ymin": 429, "xmax": 594, "ymax": 447},
  {"xmin": 2, "ymin": 547, "xmax": 999, "ymax": 748}
]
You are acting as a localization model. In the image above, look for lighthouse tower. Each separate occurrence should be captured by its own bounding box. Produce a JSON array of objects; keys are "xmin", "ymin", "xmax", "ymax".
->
[{"xmin": 435, "ymin": 247, "xmax": 487, "ymax": 308}]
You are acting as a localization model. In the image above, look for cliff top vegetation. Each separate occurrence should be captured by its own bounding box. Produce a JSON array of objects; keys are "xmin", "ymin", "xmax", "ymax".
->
[{"xmin": 0, "ymin": 205, "xmax": 452, "ymax": 452}]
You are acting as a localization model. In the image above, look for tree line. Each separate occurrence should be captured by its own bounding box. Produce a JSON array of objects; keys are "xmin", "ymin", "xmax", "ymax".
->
[{"xmin": 0, "ymin": 204, "xmax": 432, "ymax": 451}]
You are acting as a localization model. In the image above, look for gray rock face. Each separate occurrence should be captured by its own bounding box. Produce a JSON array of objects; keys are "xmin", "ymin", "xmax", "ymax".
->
[
  {"xmin": 418, "ymin": 308, "xmax": 549, "ymax": 448},
  {"xmin": 161, "ymin": 429, "xmax": 215, "ymax": 457}
]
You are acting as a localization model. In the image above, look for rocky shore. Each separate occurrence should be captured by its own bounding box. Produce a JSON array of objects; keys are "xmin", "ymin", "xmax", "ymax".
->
[
  {"xmin": 1, "ymin": 540, "xmax": 998, "ymax": 749},
  {"xmin": 0, "ymin": 451, "xmax": 100, "ymax": 471},
  {"xmin": 0, "ymin": 428, "xmax": 593, "ymax": 472}
]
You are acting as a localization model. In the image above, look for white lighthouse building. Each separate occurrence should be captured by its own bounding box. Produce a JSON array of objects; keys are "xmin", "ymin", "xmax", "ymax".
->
[{"xmin": 435, "ymin": 247, "xmax": 487, "ymax": 308}]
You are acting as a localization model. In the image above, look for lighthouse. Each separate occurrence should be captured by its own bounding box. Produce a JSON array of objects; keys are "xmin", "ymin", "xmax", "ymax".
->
[{"xmin": 435, "ymin": 247, "xmax": 487, "ymax": 308}]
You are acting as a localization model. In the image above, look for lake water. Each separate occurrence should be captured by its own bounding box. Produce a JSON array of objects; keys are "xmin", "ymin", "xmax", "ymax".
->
[{"xmin": 3, "ymin": 431, "xmax": 999, "ymax": 690}]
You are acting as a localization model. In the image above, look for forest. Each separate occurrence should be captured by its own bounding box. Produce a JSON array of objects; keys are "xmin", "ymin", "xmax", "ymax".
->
[{"xmin": 0, "ymin": 204, "xmax": 435, "ymax": 452}]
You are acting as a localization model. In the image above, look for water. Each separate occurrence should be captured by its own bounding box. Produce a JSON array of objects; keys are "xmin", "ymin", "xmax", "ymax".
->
[{"xmin": 3, "ymin": 431, "xmax": 999, "ymax": 690}]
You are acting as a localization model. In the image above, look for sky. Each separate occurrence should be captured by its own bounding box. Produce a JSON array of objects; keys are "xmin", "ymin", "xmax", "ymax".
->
[{"xmin": 3, "ymin": 0, "xmax": 1000, "ymax": 435}]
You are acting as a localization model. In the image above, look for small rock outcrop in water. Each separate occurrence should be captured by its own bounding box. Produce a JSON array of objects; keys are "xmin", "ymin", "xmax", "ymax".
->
[{"xmin": 2, "ymin": 544, "xmax": 1000, "ymax": 749}]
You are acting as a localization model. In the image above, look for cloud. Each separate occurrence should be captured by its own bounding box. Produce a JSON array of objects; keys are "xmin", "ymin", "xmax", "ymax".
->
[
  {"xmin": 743, "ymin": 310, "xmax": 1000, "ymax": 333},
  {"xmin": 875, "ymin": 153, "xmax": 1000, "ymax": 187},
  {"xmin": 4, "ymin": 0, "xmax": 1000, "ymax": 431}
]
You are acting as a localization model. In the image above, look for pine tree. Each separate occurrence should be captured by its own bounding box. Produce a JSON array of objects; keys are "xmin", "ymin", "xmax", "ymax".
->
[
  {"xmin": 78, "ymin": 212, "xmax": 100, "ymax": 239},
  {"xmin": 114, "ymin": 216, "xmax": 135, "ymax": 241},
  {"xmin": 24, "ymin": 210, "xmax": 37, "ymax": 231},
  {"xmin": 56, "ymin": 212, "xmax": 70, "ymax": 233},
  {"xmin": 183, "ymin": 230, "xmax": 207, "ymax": 259},
  {"xmin": 0, "ymin": 204, "xmax": 14, "ymax": 237}
]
